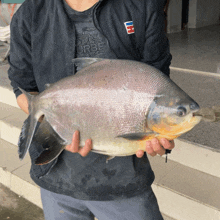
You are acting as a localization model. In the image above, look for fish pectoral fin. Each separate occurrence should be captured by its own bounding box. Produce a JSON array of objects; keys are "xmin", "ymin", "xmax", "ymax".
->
[
  {"xmin": 33, "ymin": 118, "xmax": 67, "ymax": 165},
  {"xmin": 73, "ymin": 58, "xmax": 105, "ymax": 69},
  {"xmin": 116, "ymin": 132, "xmax": 155, "ymax": 140}
]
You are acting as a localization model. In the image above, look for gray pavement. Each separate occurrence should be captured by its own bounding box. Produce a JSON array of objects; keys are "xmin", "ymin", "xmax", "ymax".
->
[
  {"xmin": 168, "ymin": 25, "xmax": 220, "ymax": 73},
  {"xmin": 0, "ymin": 183, "xmax": 44, "ymax": 220},
  {"xmin": 168, "ymin": 24, "xmax": 220, "ymax": 151},
  {"xmin": 170, "ymin": 69, "xmax": 220, "ymax": 151}
]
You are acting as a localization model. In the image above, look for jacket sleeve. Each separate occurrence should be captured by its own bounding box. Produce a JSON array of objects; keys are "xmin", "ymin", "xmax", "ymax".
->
[
  {"xmin": 8, "ymin": 1, "xmax": 38, "ymax": 98},
  {"xmin": 141, "ymin": 1, "xmax": 172, "ymax": 77}
]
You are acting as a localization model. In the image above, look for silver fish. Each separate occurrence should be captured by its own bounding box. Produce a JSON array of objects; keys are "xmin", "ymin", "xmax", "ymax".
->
[{"xmin": 18, "ymin": 58, "xmax": 202, "ymax": 165}]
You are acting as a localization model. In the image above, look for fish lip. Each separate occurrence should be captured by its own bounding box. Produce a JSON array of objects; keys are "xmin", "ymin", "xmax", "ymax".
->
[{"xmin": 192, "ymin": 110, "xmax": 202, "ymax": 117}]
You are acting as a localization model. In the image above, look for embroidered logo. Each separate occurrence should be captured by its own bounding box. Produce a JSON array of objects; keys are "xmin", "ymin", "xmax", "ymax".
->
[{"xmin": 124, "ymin": 21, "xmax": 135, "ymax": 34}]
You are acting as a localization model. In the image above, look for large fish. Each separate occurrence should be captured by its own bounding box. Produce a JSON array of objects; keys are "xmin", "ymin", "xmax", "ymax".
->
[{"xmin": 18, "ymin": 58, "xmax": 202, "ymax": 165}]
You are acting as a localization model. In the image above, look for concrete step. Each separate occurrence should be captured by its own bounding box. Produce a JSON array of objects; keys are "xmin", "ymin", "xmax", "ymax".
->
[
  {"xmin": 0, "ymin": 137, "xmax": 219, "ymax": 220},
  {"xmin": 0, "ymin": 102, "xmax": 27, "ymax": 146},
  {"xmin": 0, "ymin": 63, "xmax": 19, "ymax": 108}
]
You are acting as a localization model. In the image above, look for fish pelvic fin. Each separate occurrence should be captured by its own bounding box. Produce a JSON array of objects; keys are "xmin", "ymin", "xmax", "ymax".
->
[
  {"xmin": 106, "ymin": 156, "xmax": 115, "ymax": 164},
  {"xmin": 72, "ymin": 58, "xmax": 105, "ymax": 69},
  {"xmin": 34, "ymin": 118, "xmax": 67, "ymax": 165},
  {"xmin": 116, "ymin": 132, "xmax": 155, "ymax": 141}
]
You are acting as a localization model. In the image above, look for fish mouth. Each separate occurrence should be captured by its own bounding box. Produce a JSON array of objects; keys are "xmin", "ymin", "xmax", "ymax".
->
[{"xmin": 192, "ymin": 106, "xmax": 220, "ymax": 122}]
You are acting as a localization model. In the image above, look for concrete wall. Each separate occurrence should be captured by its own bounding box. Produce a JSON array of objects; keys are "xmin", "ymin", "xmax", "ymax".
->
[
  {"xmin": 167, "ymin": 0, "xmax": 182, "ymax": 33},
  {"xmin": 196, "ymin": 0, "xmax": 220, "ymax": 28},
  {"xmin": 168, "ymin": 0, "xmax": 220, "ymax": 32},
  {"xmin": 188, "ymin": 0, "xmax": 197, "ymax": 28},
  {"xmin": 188, "ymin": 0, "xmax": 220, "ymax": 28}
]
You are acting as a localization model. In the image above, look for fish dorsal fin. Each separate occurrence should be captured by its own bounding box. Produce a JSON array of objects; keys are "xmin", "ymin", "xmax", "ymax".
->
[
  {"xmin": 72, "ymin": 58, "xmax": 105, "ymax": 69},
  {"xmin": 116, "ymin": 132, "xmax": 155, "ymax": 140}
]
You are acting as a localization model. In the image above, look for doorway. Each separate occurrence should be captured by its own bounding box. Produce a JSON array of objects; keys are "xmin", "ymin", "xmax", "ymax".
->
[{"xmin": 181, "ymin": 0, "xmax": 189, "ymax": 30}]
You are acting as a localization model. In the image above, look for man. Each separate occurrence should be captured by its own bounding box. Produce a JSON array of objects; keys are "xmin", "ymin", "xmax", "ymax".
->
[{"xmin": 8, "ymin": 0, "xmax": 174, "ymax": 219}]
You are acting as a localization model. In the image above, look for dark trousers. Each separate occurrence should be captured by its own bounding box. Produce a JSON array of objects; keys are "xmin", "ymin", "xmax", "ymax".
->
[{"xmin": 40, "ymin": 187, "xmax": 164, "ymax": 220}]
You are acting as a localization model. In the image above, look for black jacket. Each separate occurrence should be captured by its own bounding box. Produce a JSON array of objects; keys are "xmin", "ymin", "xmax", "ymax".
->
[
  {"xmin": 8, "ymin": 0, "xmax": 171, "ymax": 201},
  {"xmin": 8, "ymin": 0, "xmax": 171, "ymax": 98}
]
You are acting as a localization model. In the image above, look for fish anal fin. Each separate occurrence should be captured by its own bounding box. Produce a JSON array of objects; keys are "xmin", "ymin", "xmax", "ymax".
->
[
  {"xmin": 33, "ymin": 118, "xmax": 67, "ymax": 165},
  {"xmin": 34, "ymin": 118, "xmax": 66, "ymax": 145},
  {"xmin": 35, "ymin": 144, "xmax": 66, "ymax": 165}
]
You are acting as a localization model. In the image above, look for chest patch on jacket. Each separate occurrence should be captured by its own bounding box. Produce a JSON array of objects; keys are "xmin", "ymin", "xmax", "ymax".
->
[{"xmin": 124, "ymin": 21, "xmax": 135, "ymax": 34}]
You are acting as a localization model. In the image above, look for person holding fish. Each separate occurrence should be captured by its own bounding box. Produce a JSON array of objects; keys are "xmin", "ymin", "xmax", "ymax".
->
[{"xmin": 8, "ymin": 0, "xmax": 175, "ymax": 219}]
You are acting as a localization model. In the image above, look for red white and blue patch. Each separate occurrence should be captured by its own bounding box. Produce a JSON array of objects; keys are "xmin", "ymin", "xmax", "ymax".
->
[{"xmin": 124, "ymin": 21, "xmax": 135, "ymax": 34}]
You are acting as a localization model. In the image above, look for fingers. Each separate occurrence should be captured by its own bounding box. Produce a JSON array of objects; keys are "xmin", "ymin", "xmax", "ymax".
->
[
  {"xmin": 78, "ymin": 139, "xmax": 92, "ymax": 157},
  {"xmin": 72, "ymin": 130, "xmax": 80, "ymax": 152},
  {"xmin": 136, "ymin": 150, "xmax": 145, "ymax": 158},
  {"xmin": 160, "ymin": 138, "xmax": 175, "ymax": 151},
  {"xmin": 137, "ymin": 138, "xmax": 175, "ymax": 158},
  {"xmin": 65, "ymin": 131, "xmax": 92, "ymax": 157},
  {"xmin": 146, "ymin": 140, "xmax": 159, "ymax": 156}
]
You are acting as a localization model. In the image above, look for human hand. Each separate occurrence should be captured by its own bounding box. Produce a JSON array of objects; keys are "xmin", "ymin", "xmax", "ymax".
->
[
  {"xmin": 136, "ymin": 138, "xmax": 175, "ymax": 158},
  {"xmin": 65, "ymin": 130, "xmax": 92, "ymax": 157}
]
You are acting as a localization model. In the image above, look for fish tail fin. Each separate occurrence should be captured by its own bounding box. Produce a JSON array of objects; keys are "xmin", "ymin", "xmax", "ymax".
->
[
  {"xmin": 18, "ymin": 112, "xmax": 41, "ymax": 160},
  {"xmin": 18, "ymin": 88, "xmax": 42, "ymax": 160}
]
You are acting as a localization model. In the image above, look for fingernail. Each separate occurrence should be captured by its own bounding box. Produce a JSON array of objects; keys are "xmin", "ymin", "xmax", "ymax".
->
[{"xmin": 87, "ymin": 139, "xmax": 92, "ymax": 145}]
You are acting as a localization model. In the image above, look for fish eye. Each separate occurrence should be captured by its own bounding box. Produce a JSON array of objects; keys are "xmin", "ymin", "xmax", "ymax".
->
[{"xmin": 177, "ymin": 106, "xmax": 187, "ymax": 117}]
